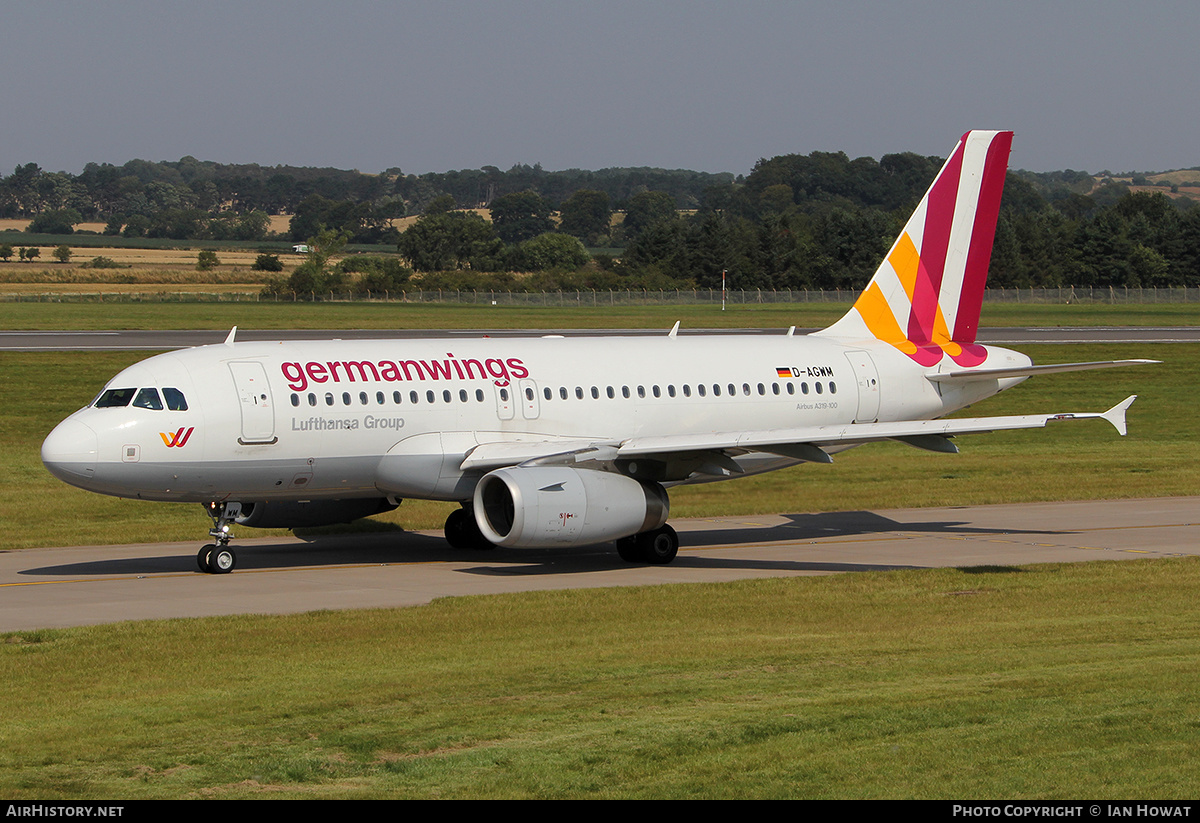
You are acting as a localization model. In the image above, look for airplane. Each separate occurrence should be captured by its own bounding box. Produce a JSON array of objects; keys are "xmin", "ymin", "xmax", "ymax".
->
[{"xmin": 41, "ymin": 130, "xmax": 1155, "ymax": 574}]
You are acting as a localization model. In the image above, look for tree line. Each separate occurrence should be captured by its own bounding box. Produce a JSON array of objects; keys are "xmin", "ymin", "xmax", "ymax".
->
[{"xmin": 4, "ymin": 150, "xmax": 1200, "ymax": 291}]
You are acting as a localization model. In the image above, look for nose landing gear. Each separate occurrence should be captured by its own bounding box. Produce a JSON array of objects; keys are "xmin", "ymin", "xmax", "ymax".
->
[{"xmin": 198, "ymin": 502, "xmax": 241, "ymax": 574}]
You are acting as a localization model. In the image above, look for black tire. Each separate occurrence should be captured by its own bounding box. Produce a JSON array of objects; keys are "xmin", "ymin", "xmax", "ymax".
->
[
  {"xmin": 445, "ymin": 508, "xmax": 492, "ymax": 550},
  {"xmin": 615, "ymin": 535, "xmax": 644, "ymax": 563},
  {"xmin": 210, "ymin": 546, "xmax": 236, "ymax": 574},
  {"xmin": 197, "ymin": 544, "xmax": 214, "ymax": 574},
  {"xmin": 638, "ymin": 524, "xmax": 679, "ymax": 565}
]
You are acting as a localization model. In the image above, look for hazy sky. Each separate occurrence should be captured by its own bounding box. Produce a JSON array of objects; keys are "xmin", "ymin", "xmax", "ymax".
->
[{"xmin": 2, "ymin": 1, "xmax": 1197, "ymax": 177}]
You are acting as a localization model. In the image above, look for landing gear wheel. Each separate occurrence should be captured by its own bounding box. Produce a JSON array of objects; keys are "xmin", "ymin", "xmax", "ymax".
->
[
  {"xmin": 210, "ymin": 546, "xmax": 236, "ymax": 574},
  {"xmin": 201, "ymin": 501, "xmax": 242, "ymax": 574},
  {"xmin": 444, "ymin": 507, "xmax": 493, "ymax": 550},
  {"xmin": 637, "ymin": 524, "xmax": 679, "ymax": 565},
  {"xmin": 616, "ymin": 535, "xmax": 643, "ymax": 563}
]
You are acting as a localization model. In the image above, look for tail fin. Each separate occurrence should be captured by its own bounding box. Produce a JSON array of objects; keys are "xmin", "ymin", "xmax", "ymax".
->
[{"xmin": 817, "ymin": 130, "xmax": 1013, "ymax": 367}]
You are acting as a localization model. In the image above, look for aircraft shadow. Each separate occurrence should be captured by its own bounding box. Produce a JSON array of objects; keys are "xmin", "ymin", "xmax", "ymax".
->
[
  {"xmin": 21, "ymin": 510, "xmax": 1061, "ymax": 578},
  {"xmin": 688, "ymin": 509, "xmax": 1065, "ymax": 545}
]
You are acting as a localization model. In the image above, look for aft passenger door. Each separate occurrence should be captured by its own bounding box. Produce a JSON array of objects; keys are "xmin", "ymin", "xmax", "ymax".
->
[{"xmin": 844, "ymin": 350, "xmax": 880, "ymax": 423}]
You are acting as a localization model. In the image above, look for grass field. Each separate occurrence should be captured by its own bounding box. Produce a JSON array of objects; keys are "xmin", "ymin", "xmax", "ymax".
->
[
  {"xmin": 2, "ymin": 558, "xmax": 1198, "ymax": 798},
  {"xmin": 3, "ymin": 299, "xmax": 1200, "ymax": 332}
]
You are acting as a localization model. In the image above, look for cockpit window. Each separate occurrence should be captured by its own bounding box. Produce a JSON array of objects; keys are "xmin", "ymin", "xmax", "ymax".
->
[
  {"xmin": 163, "ymin": 387, "xmax": 188, "ymax": 411},
  {"xmin": 94, "ymin": 388, "xmax": 137, "ymax": 408},
  {"xmin": 133, "ymin": 388, "xmax": 164, "ymax": 410}
]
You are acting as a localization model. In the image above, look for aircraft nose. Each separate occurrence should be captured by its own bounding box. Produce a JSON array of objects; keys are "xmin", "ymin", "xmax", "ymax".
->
[{"xmin": 42, "ymin": 418, "xmax": 98, "ymax": 486}]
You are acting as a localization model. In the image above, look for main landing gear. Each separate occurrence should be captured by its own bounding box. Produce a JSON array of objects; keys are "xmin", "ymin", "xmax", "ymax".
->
[
  {"xmin": 616, "ymin": 524, "xmax": 679, "ymax": 565},
  {"xmin": 198, "ymin": 502, "xmax": 240, "ymax": 574},
  {"xmin": 444, "ymin": 506, "xmax": 494, "ymax": 550}
]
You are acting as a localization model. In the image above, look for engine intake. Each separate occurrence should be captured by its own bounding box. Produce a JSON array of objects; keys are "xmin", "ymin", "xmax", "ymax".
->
[{"xmin": 473, "ymin": 466, "xmax": 669, "ymax": 548}]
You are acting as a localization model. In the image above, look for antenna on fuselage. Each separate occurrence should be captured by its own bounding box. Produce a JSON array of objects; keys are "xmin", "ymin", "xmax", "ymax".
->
[
  {"xmin": 668, "ymin": 321, "xmax": 680, "ymax": 338},
  {"xmin": 224, "ymin": 326, "xmax": 238, "ymax": 347}
]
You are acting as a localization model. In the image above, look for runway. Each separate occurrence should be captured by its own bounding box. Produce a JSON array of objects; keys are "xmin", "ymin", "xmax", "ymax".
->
[
  {"xmin": 2, "ymin": 496, "xmax": 1196, "ymax": 632},
  {"xmin": 3, "ymin": 325, "xmax": 1200, "ymax": 350}
]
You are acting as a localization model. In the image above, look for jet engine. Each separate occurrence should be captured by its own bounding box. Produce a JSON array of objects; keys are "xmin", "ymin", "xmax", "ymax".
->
[
  {"xmin": 230, "ymin": 498, "xmax": 399, "ymax": 529},
  {"xmin": 473, "ymin": 466, "xmax": 669, "ymax": 548}
]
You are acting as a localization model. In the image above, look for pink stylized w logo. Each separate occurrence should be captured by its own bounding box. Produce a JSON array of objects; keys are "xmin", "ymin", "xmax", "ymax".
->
[{"xmin": 160, "ymin": 427, "xmax": 194, "ymax": 448}]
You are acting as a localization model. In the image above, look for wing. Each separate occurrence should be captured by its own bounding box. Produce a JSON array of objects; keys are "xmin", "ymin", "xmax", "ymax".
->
[{"xmin": 459, "ymin": 396, "xmax": 1138, "ymax": 476}]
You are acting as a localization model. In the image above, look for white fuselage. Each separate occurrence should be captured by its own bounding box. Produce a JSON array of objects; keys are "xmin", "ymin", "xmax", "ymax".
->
[{"xmin": 41, "ymin": 332, "xmax": 1030, "ymax": 505}]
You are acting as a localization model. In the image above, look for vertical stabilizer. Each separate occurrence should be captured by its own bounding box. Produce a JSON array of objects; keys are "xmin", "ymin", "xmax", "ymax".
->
[{"xmin": 816, "ymin": 130, "xmax": 1012, "ymax": 367}]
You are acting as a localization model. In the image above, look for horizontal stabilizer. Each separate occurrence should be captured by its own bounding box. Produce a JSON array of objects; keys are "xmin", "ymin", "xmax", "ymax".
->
[{"xmin": 926, "ymin": 359, "xmax": 1159, "ymax": 383}]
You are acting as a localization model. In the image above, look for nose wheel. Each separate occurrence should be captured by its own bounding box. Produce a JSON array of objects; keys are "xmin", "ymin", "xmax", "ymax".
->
[
  {"xmin": 197, "ymin": 543, "xmax": 236, "ymax": 574},
  {"xmin": 198, "ymin": 502, "xmax": 241, "ymax": 574}
]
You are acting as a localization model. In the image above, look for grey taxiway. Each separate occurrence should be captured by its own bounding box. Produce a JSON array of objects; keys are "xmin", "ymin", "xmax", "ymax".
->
[
  {"xmin": 3, "ymin": 325, "xmax": 1200, "ymax": 351},
  {"xmin": 2, "ymin": 497, "xmax": 1197, "ymax": 632}
]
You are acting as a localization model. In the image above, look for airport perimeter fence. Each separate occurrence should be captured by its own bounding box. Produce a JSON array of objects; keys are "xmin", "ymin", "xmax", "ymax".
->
[{"xmin": 6, "ymin": 286, "xmax": 1200, "ymax": 305}]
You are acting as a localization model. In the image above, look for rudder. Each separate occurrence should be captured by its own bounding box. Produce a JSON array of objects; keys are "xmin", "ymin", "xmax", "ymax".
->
[{"xmin": 817, "ymin": 130, "xmax": 1013, "ymax": 367}]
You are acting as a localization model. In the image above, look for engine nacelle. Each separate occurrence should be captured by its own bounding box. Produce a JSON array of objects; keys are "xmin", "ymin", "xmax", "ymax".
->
[
  {"xmin": 473, "ymin": 466, "xmax": 669, "ymax": 548},
  {"xmin": 230, "ymin": 498, "xmax": 398, "ymax": 529}
]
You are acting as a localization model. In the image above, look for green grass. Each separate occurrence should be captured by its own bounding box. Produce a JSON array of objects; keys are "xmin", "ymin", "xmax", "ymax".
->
[
  {"xmin": 2, "ymin": 558, "xmax": 1198, "ymax": 798},
  {"xmin": 1, "ymin": 342, "xmax": 1183, "ymax": 550},
  {"xmin": 2, "ymin": 300, "xmax": 1200, "ymax": 331}
]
